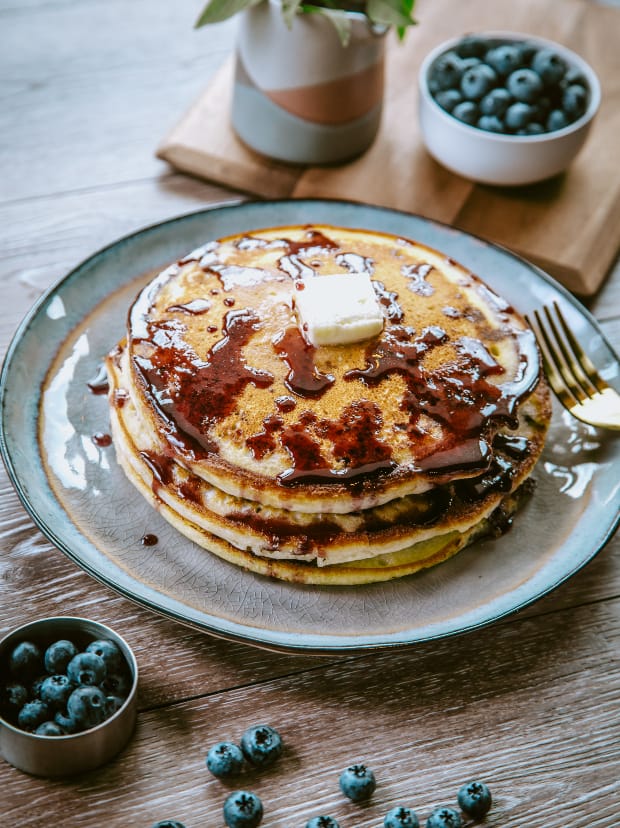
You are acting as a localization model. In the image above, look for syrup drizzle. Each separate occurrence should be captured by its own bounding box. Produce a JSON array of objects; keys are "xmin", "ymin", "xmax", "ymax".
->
[
  {"xmin": 87, "ymin": 363, "xmax": 109, "ymax": 395},
  {"xmin": 373, "ymin": 280, "xmax": 404, "ymax": 322},
  {"xmin": 167, "ymin": 298, "xmax": 211, "ymax": 315},
  {"xmin": 272, "ymin": 327, "xmax": 335, "ymax": 398},
  {"xmin": 402, "ymin": 262, "xmax": 435, "ymax": 296}
]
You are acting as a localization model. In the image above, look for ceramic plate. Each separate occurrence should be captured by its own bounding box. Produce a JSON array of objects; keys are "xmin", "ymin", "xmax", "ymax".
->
[{"xmin": 1, "ymin": 200, "xmax": 619, "ymax": 654}]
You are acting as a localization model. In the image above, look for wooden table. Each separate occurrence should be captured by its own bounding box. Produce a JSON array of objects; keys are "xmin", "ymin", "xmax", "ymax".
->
[{"xmin": 1, "ymin": 2, "xmax": 618, "ymax": 826}]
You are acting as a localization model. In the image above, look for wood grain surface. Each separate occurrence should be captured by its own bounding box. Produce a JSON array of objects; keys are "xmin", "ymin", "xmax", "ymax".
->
[{"xmin": 0, "ymin": 1, "xmax": 618, "ymax": 827}]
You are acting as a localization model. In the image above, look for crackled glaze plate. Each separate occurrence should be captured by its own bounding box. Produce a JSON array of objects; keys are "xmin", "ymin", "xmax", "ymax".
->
[{"xmin": 1, "ymin": 200, "xmax": 619, "ymax": 653}]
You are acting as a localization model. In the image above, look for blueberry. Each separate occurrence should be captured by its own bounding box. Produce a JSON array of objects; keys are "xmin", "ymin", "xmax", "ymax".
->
[
  {"xmin": 86, "ymin": 639, "xmax": 123, "ymax": 672},
  {"xmin": 35, "ymin": 720, "xmax": 65, "ymax": 736},
  {"xmin": 563, "ymin": 84, "xmax": 588, "ymax": 118},
  {"xmin": 485, "ymin": 44, "xmax": 522, "ymax": 76},
  {"xmin": 1, "ymin": 682, "xmax": 28, "ymax": 720},
  {"xmin": 339, "ymin": 763, "xmax": 376, "ymax": 802},
  {"xmin": 531, "ymin": 48, "xmax": 567, "ymax": 86},
  {"xmin": 40, "ymin": 674, "xmax": 75, "ymax": 710},
  {"xmin": 457, "ymin": 780, "xmax": 492, "ymax": 820},
  {"xmin": 240, "ymin": 724, "xmax": 282, "ymax": 767},
  {"xmin": 506, "ymin": 68, "xmax": 544, "ymax": 103},
  {"xmin": 479, "ymin": 87, "xmax": 512, "ymax": 117},
  {"xmin": 460, "ymin": 64, "xmax": 498, "ymax": 100},
  {"xmin": 67, "ymin": 651, "xmax": 106, "ymax": 686},
  {"xmin": 384, "ymin": 806, "xmax": 420, "ymax": 828},
  {"xmin": 150, "ymin": 822, "xmax": 186, "ymax": 828},
  {"xmin": 562, "ymin": 66, "xmax": 588, "ymax": 89},
  {"xmin": 435, "ymin": 89, "xmax": 463, "ymax": 114},
  {"xmin": 223, "ymin": 790, "xmax": 263, "ymax": 828},
  {"xmin": 306, "ymin": 818, "xmax": 340, "ymax": 828},
  {"xmin": 429, "ymin": 51, "xmax": 465, "ymax": 92},
  {"xmin": 516, "ymin": 41, "xmax": 539, "ymax": 65},
  {"xmin": 44, "ymin": 639, "xmax": 78, "ymax": 674},
  {"xmin": 452, "ymin": 101, "xmax": 478, "ymax": 126},
  {"xmin": 547, "ymin": 108, "xmax": 570, "ymax": 131},
  {"xmin": 54, "ymin": 710, "xmax": 81, "ymax": 734},
  {"xmin": 67, "ymin": 685, "xmax": 108, "ymax": 728},
  {"xmin": 477, "ymin": 115, "xmax": 504, "ymax": 133},
  {"xmin": 519, "ymin": 122, "xmax": 545, "ymax": 135},
  {"xmin": 100, "ymin": 670, "xmax": 131, "ymax": 697},
  {"xmin": 9, "ymin": 641, "xmax": 42, "ymax": 681},
  {"xmin": 505, "ymin": 101, "xmax": 535, "ymax": 130},
  {"xmin": 425, "ymin": 807, "xmax": 462, "ymax": 828},
  {"xmin": 206, "ymin": 741, "xmax": 245, "ymax": 778},
  {"xmin": 104, "ymin": 694, "xmax": 126, "ymax": 716},
  {"xmin": 17, "ymin": 699, "xmax": 50, "ymax": 731},
  {"xmin": 460, "ymin": 57, "xmax": 482, "ymax": 72},
  {"xmin": 456, "ymin": 35, "xmax": 488, "ymax": 59}
]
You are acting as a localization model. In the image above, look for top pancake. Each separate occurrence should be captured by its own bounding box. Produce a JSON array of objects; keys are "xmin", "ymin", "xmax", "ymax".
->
[{"xmin": 125, "ymin": 224, "xmax": 545, "ymax": 513}]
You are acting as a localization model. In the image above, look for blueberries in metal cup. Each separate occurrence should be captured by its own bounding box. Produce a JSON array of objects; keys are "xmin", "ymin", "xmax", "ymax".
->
[
  {"xmin": 206, "ymin": 740, "xmax": 245, "ymax": 778},
  {"xmin": 67, "ymin": 651, "xmax": 106, "ymax": 686},
  {"xmin": 54, "ymin": 710, "xmax": 81, "ymax": 734},
  {"xmin": 425, "ymin": 807, "xmax": 463, "ymax": 828},
  {"xmin": 35, "ymin": 720, "xmax": 65, "ymax": 736},
  {"xmin": 457, "ymin": 780, "xmax": 492, "ymax": 820},
  {"xmin": 223, "ymin": 790, "xmax": 263, "ymax": 828},
  {"xmin": 339, "ymin": 763, "xmax": 377, "ymax": 802},
  {"xmin": 1, "ymin": 681, "xmax": 28, "ymax": 720},
  {"xmin": 240, "ymin": 724, "xmax": 283, "ymax": 767},
  {"xmin": 384, "ymin": 806, "xmax": 420, "ymax": 828},
  {"xmin": 44, "ymin": 639, "xmax": 78, "ymax": 674},
  {"xmin": 150, "ymin": 822, "xmax": 187, "ymax": 828}
]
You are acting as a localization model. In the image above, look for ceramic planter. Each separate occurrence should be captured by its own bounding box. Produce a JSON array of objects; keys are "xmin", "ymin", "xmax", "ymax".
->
[{"xmin": 231, "ymin": 0, "xmax": 386, "ymax": 164}]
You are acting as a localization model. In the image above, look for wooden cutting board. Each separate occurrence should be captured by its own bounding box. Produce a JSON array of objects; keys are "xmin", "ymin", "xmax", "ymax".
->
[{"xmin": 157, "ymin": 0, "xmax": 620, "ymax": 295}]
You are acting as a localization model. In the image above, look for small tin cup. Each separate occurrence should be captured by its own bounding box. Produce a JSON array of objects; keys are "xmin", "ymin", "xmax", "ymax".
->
[{"xmin": 0, "ymin": 616, "xmax": 138, "ymax": 777}]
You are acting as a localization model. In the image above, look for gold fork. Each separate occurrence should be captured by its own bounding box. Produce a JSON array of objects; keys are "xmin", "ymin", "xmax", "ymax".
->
[{"xmin": 525, "ymin": 301, "xmax": 620, "ymax": 431}]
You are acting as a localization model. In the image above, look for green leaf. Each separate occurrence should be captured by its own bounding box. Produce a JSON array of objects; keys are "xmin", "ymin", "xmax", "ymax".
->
[
  {"xmin": 281, "ymin": 0, "xmax": 304, "ymax": 27},
  {"xmin": 366, "ymin": 0, "xmax": 416, "ymax": 30},
  {"xmin": 301, "ymin": 4, "xmax": 353, "ymax": 45},
  {"xmin": 195, "ymin": 0, "xmax": 262, "ymax": 27}
]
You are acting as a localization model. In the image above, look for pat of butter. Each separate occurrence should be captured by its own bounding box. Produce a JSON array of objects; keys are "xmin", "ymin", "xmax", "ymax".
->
[{"xmin": 294, "ymin": 274, "xmax": 384, "ymax": 347}]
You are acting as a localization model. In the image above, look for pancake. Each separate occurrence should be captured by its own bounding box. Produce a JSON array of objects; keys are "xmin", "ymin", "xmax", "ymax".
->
[{"xmin": 106, "ymin": 223, "xmax": 551, "ymax": 584}]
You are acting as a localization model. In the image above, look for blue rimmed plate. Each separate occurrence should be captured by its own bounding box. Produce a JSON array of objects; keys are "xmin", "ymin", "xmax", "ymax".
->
[{"xmin": 1, "ymin": 200, "xmax": 618, "ymax": 653}]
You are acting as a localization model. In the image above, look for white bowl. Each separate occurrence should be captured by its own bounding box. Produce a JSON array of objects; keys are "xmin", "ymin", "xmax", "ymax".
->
[{"xmin": 418, "ymin": 31, "xmax": 601, "ymax": 186}]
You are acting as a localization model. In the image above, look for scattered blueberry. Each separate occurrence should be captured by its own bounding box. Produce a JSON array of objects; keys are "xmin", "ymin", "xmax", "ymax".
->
[
  {"xmin": 67, "ymin": 685, "xmax": 108, "ymax": 728},
  {"xmin": 40, "ymin": 674, "xmax": 75, "ymax": 710},
  {"xmin": 452, "ymin": 101, "xmax": 478, "ymax": 126},
  {"xmin": 223, "ymin": 790, "xmax": 263, "ymax": 828},
  {"xmin": 531, "ymin": 48, "xmax": 567, "ymax": 86},
  {"xmin": 17, "ymin": 699, "xmax": 50, "ymax": 731},
  {"xmin": 150, "ymin": 822, "xmax": 186, "ymax": 828},
  {"xmin": 86, "ymin": 639, "xmax": 123, "ymax": 672},
  {"xmin": 460, "ymin": 63, "xmax": 497, "ymax": 100},
  {"xmin": 485, "ymin": 44, "xmax": 522, "ymax": 76},
  {"xmin": 240, "ymin": 724, "xmax": 283, "ymax": 768},
  {"xmin": 457, "ymin": 780, "xmax": 492, "ymax": 820},
  {"xmin": 44, "ymin": 639, "xmax": 78, "ymax": 674},
  {"xmin": 206, "ymin": 741, "xmax": 245, "ymax": 778},
  {"xmin": 384, "ymin": 805, "xmax": 420, "ymax": 828},
  {"xmin": 339, "ymin": 763, "xmax": 376, "ymax": 802},
  {"xmin": 35, "ymin": 720, "xmax": 65, "ymax": 736},
  {"xmin": 9, "ymin": 641, "xmax": 42, "ymax": 681},
  {"xmin": 425, "ymin": 807, "xmax": 463, "ymax": 828},
  {"xmin": 306, "ymin": 818, "xmax": 340, "ymax": 828},
  {"xmin": 67, "ymin": 651, "xmax": 106, "ymax": 686}
]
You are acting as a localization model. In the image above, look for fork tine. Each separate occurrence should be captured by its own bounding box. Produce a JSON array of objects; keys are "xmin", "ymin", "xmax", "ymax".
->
[
  {"xmin": 534, "ymin": 310, "xmax": 587, "ymax": 408},
  {"xmin": 551, "ymin": 301, "xmax": 608, "ymax": 394},
  {"xmin": 542, "ymin": 304, "xmax": 599, "ymax": 399},
  {"xmin": 527, "ymin": 310, "xmax": 585, "ymax": 407}
]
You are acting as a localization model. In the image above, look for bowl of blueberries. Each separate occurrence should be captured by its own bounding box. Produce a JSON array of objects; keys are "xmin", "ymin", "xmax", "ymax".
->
[
  {"xmin": 418, "ymin": 31, "xmax": 601, "ymax": 185},
  {"xmin": 0, "ymin": 616, "xmax": 138, "ymax": 776}
]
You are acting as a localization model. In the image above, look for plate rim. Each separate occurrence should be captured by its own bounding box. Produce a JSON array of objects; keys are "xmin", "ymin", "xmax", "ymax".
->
[{"xmin": 1, "ymin": 198, "xmax": 619, "ymax": 654}]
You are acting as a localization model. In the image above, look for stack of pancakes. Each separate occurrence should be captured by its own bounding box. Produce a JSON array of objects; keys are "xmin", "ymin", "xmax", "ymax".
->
[{"xmin": 106, "ymin": 224, "xmax": 551, "ymax": 585}]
